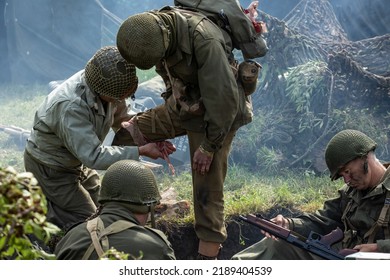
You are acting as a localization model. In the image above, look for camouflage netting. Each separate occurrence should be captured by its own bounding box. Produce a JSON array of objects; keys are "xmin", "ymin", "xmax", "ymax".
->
[{"xmin": 230, "ymin": 0, "xmax": 390, "ymax": 174}]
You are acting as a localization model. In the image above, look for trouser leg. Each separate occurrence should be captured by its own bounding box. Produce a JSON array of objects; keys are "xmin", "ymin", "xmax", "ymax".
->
[
  {"xmin": 112, "ymin": 103, "xmax": 234, "ymax": 258},
  {"xmin": 188, "ymin": 130, "xmax": 236, "ymax": 258},
  {"xmin": 231, "ymin": 237, "xmax": 324, "ymax": 260},
  {"xmin": 24, "ymin": 151, "xmax": 98, "ymax": 231},
  {"xmin": 112, "ymin": 103, "xmax": 186, "ymax": 146}
]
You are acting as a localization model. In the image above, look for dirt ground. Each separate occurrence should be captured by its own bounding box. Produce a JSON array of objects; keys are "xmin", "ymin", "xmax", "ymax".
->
[{"xmin": 158, "ymin": 207, "xmax": 301, "ymax": 260}]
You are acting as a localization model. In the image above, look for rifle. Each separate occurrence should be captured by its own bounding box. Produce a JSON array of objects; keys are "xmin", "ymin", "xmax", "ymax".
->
[
  {"xmin": 0, "ymin": 124, "xmax": 31, "ymax": 149},
  {"xmin": 240, "ymin": 214, "xmax": 347, "ymax": 260}
]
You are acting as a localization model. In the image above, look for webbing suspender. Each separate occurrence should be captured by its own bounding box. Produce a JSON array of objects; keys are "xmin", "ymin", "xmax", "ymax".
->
[
  {"xmin": 364, "ymin": 191, "xmax": 390, "ymax": 243},
  {"xmin": 82, "ymin": 217, "xmax": 136, "ymax": 259}
]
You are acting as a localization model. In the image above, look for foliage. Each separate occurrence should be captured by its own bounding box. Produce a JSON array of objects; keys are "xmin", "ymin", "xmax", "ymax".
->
[
  {"xmin": 0, "ymin": 166, "xmax": 60, "ymax": 260},
  {"xmin": 232, "ymin": 57, "xmax": 390, "ymax": 173},
  {"xmin": 100, "ymin": 247, "xmax": 143, "ymax": 260},
  {"xmin": 332, "ymin": 108, "xmax": 390, "ymax": 158},
  {"xmin": 285, "ymin": 60, "xmax": 330, "ymax": 133},
  {"xmin": 231, "ymin": 107, "xmax": 293, "ymax": 173}
]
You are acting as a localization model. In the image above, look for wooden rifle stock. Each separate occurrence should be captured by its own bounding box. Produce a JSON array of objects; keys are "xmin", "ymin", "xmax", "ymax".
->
[{"xmin": 240, "ymin": 214, "xmax": 346, "ymax": 260}]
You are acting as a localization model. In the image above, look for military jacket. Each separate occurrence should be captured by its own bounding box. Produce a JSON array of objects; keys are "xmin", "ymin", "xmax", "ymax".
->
[
  {"xmin": 289, "ymin": 165, "xmax": 390, "ymax": 253},
  {"xmin": 26, "ymin": 70, "xmax": 138, "ymax": 170},
  {"xmin": 155, "ymin": 7, "xmax": 253, "ymax": 152},
  {"xmin": 54, "ymin": 203, "xmax": 176, "ymax": 260}
]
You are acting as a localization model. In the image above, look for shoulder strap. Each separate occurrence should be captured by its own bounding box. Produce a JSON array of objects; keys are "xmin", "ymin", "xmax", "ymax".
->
[
  {"xmin": 364, "ymin": 190, "xmax": 390, "ymax": 243},
  {"xmin": 82, "ymin": 217, "xmax": 137, "ymax": 259},
  {"xmin": 341, "ymin": 189, "xmax": 357, "ymax": 230},
  {"xmin": 83, "ymin": 217, "xmax": 106, "ymax": 259}
]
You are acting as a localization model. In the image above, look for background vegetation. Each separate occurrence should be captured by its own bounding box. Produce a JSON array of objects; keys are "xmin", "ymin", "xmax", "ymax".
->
[{"xmin": 0, "ymin": 83, "xmax": 345, "ymax": 226}]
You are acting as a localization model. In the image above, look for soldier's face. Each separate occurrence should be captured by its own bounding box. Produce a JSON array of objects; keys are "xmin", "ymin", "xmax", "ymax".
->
[
  {"xmin": 99, "ymin": 92, "xmax": 131, "ymax": 104},
  {"xmin": 338, "ymin": 157, "xmax": 370, "ymax": 190}
]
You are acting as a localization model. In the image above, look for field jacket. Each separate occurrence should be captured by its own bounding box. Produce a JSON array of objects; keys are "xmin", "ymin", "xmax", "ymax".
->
[
  {"xmin": 155, "ymin": 7, "xmax": 253, "ymax": 152},
  {"xmin": 289, "ymin": 165, "xmax": 390, "ymax": 253},
  {"xmin": 26, "ymin": 70, "xmax": 138, "ymax": 170},
  {"xmin": 54, "ymin": 203, "xmax": 176, "ymax": 260}
]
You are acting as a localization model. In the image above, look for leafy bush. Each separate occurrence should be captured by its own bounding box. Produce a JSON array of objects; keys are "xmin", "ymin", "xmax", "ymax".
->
[{"xmin": 0, "ymin": 166, "xmax": 60, "ymax": 259}]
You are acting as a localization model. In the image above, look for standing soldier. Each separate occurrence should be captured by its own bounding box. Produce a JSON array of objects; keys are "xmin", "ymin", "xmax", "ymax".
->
[{"xmin": 115, "ymin": 3, "xmax": 265, "ymax": 259}]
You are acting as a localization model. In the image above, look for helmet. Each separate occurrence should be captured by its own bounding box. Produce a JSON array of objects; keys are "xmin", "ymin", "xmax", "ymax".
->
[
  {"xmin": 116, "ymin": 12, "xmax": 169, "ymax": 70},
  {"xmin": 85, "ymin": 46, "xmax": 138, "ymax": 99},
  {"xmin": 325, "ymin": 129, "xmax": 377, "ymax": 180},
  {"xmin": 99, "ymin": 160, "xmax": 161, "ymax": 214}
]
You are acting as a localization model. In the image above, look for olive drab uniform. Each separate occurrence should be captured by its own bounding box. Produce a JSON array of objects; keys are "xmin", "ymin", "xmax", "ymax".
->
[
  {"xmin": 114, "ymin": 7, "xmax": 259, "ymax": 246},
  {"xmin": 232, "ymin": 165, "xmax": 390, "ymax": 260},
  {"xmin": 341, "ymin": 165, "xmax": 390, "ymax": 248},
  {"xmin": 54, "ymin": 203, "xmax": 176, "ymax": 260},
  {"xmin": 24, "ymin": 69, "xmax": 139, "ymax": 231}
]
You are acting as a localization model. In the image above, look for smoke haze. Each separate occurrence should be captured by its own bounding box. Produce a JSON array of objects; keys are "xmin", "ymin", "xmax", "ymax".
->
[{"xmin": 0, "ymin": 0, "xmax": 388, "ymax": 84}]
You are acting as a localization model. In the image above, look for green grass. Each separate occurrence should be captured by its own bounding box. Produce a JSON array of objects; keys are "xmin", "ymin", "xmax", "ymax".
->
[
  {"xmin": 0, "ymin": 84, "xmax": 47, "ymax": 128},
  {"xmin": 154, "ymin": 166, "xmax": 342, "ymax": 224},
  {"xmin": 0, "ymin": 84, "xmax": 342, "ymax": 224},
  {"xmin": 0, "ymin": 84, "xmax": 48, "ymax": 169}
]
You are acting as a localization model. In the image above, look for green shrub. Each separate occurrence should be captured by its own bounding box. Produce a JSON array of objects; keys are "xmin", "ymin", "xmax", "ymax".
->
[{"xmin": 0, "ymin": 166, "xmax": 60, "ymax": 259}]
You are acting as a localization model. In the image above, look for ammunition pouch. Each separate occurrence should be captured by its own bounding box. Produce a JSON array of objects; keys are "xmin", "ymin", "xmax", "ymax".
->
[
  {"xmin": 237, "ymin": 60, "xmax": 262, "ymax": 96},
  {"xmin": 342, "ymin": 229, "xmax": 362, "ymax": 249}
]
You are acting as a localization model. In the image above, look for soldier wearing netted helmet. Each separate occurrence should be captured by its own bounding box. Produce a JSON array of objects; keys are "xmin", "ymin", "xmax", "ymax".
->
[
  {"xmin": 115, "ymin": 3, "xmax": 264, "ymax": 260},
  {"xmin": 54, "ymin": 160, "xmax": 176, "ymax": 260},
  {"xmin": 232, "ymin": 129, "xmax": 390, "ymax": 260},
  {"xmin": 24, "ymin": 46, "xmax": 176, "ymax": 232}
]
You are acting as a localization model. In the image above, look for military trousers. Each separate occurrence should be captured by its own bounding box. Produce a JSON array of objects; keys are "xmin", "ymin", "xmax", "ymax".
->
[
  {"xmin": 114, "ymin": 102, "xmax": 236, "ymax": 244},
  {"xmin": 231, "ymin": 237, "xmax": 325, "ymax": 260},
  {"xmin": 24, "ymin": 151, "xmax": 100, "ymax": 231}
]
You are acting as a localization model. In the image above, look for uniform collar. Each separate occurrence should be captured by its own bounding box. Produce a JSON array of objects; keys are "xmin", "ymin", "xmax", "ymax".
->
[
  {"xmin": 380, "ymin": 164, "xmax": 390, "ymax": 192},
  {"xmin": 163, "ymin": 9, "xmax": 193, "ymax": 66},
  {"xmin": 100, "ymin": 203, "xmax": 140, "ymax": 225},
  {"xmin": 360, "ymin": 164, "xmax": 390, "ymax": 199}
]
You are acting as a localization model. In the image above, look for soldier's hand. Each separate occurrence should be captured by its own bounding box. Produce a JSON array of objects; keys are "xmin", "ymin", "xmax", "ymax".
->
[
  {"xmin": 156, "ymin": 141, "xmax": 177, "ymax": 175},
  {"xmin": 160, "ymin": 141, "xmax": 176, "ymax": 155},
  {"xmin": 138, "ymin": 143, "xmax": 164, "ymax": 160},
  {"xmin": 193, "ymin": 147, "xmax": 213, "ymax": 175},
  {"xmin": 262, "ymin": 214, "xmax": 289, "ymax": 240},
  {"xmin": 353, "ymin": 243, "xmax": 378, "ymax": 252}
]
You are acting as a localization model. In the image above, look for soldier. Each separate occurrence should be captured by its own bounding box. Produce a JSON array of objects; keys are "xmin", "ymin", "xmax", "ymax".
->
[
  {"xmin": 24, "ymin": 46, "xmax": 175, "ymax": 231},
  {"xmin": 54, "ymin": 159, "xmax": 176, "ymax": 260},
  {"xmin": 232, "ymin": 129, "xmax": 390, "ymax": 259},
  {"xmin": 115, "ymin": 6, "xmax": 263, "ymax": 259}
]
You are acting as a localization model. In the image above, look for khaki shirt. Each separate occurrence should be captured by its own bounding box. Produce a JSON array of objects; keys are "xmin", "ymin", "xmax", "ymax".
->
[{"xmin": 26, "ymin": 70, "xmax": 138, "ymax": 170}]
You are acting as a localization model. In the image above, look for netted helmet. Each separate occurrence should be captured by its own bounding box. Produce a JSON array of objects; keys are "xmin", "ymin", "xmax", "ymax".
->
[
  {"xmin": 116, "ymin": 12, "xmax": 169, "ymax": 70},
  {"xmin": 99, "ymin": 160, "xmax": 161, "ymax": 214},
  {"xmin": 325, "ymin": 129, "xmax": 377, "ymax": 180},
  {"xmin": 85, "ymin": 46, "xmax": 138, "ymax": 99}
]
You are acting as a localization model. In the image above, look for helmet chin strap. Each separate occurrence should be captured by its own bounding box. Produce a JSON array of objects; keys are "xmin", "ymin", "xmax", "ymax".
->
[
  {"xmin": 363, "ymin": 160, "xmax": 368, "ymax": 174},
  {"xmin": 149, "ymin": 204, "xmax": 156, "ymax": 228}
]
